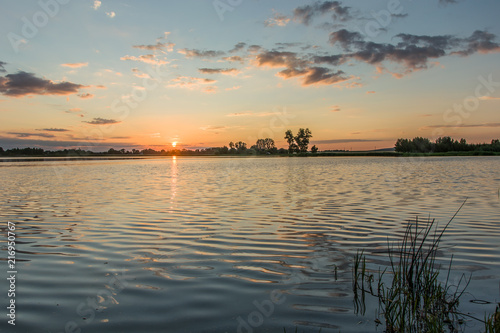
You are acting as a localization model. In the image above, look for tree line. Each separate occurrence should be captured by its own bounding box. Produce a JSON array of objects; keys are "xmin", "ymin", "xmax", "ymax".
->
[
  {"xmin": 0, "ymin": 128, "xmax": 318, "ymax": 157},
  {"xmin": 395, "ymin": 136, "xmax": 500, "ymax": 153}
]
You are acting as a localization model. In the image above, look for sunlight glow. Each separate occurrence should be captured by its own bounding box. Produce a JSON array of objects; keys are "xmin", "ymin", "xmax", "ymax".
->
[{"xmin": 172, "ymin": 141, "xmax": 177, "ymax": 147}]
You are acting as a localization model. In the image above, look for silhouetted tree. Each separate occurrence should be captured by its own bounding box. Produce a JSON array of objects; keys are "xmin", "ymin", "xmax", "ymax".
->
[
  {"xmin": 295, "ymin": 128, "xmax": 312, "ymax": 152},
  {"xmin": 311, "ymin": 145, "xmax": 318, "ymax": 153},
  {"xmin": 285, "ymin": 130, "xmax": 298, "ymax": 153},
  {"xmin": 235, "ymin": 141, "xmax": 247, "ymax": 152}
]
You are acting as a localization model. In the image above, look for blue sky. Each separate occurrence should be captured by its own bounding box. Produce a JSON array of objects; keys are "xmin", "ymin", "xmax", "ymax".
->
[{"xmin": 1, "ymin": 0, "xmax": 499, "ymax": 151}]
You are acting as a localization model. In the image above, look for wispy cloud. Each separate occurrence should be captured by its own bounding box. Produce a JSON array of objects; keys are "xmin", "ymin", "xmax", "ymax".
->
[
  {"xmin": 61, "ymin": 62, "xmax": 88, "ymax": 68},
  {"xmin": 312, "ymin": 139, "xmax": 385, "ymax": 144},
  {"xmin": 84, "ymin": 117, "xmax": 121, "ymax": 125},
  {"xmin": 92, "ymin": 0, "xmax": 101, "ymax": 10},
  {"xmin": 106, "ymin": 11, "xmax": 116, "ymax": 18},
  {"xmin": 37, "ymin": 128, "xmax": 70, "ymax": 132},
  {"xmin": 330, "ymin": 105, "xmax": 341, "ymax": 112},
  {"xmin": 198, "ymin": 68, "xmax": 240, "ymax": 75},
  {"xmin": 178, "ymin": 48, "xmax": 225, "ymax": 59},
  {"xmin": 226, "ymin": 111, "xmax": 281, "ymax": 117},
  {"xmin": 422, "ymin": 123, "xmax": 500, "ymax": 129},
  {"xmin": 8, "ymin": 132, "xmax": 55, "ymax": 138},
  {"xmin": 120, "ymin": 54, "xmax": 167, "ymax": 65},
  {"xmin": 78, "ymin": 93, "xmax": 94, "ymax": 99},
  {"xmin": 0, "ymin": 61, "xmax": 7, "ymax": 73},
  {"xmin": 133, "ymin": 41, "xmax": 175, "ymax": 52},
  {"xmin": 167, "ymin": 76, "xmax": 217, "ymax": 92},
  {"xmin": 265, "ymin": 12, "xmax": 291, "ymax": 27},
  {"xmin": 479, "ymin": 96, "xmax": 500, "ymax": 100}
]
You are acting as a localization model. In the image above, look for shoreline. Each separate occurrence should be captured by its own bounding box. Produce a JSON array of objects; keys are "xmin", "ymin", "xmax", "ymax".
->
[{"xmin": 1, "ymin": 151, "xmax": 499, "ymax": 162}]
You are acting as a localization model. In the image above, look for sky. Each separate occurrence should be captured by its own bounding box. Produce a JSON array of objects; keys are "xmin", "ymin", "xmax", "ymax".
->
[{"xmin": 0, "ymin": 0, "xmax": 499, "ymax": 151}]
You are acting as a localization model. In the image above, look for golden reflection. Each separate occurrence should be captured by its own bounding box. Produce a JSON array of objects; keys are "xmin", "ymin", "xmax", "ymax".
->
[{"xmin": 169, "ymin": 156, "xmax": 178, "ymax": 209}]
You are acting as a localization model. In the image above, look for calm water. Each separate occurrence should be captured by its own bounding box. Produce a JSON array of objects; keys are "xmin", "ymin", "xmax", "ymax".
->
[{"xmin": 1, "ymin": 156, "xmax": 499, "ymax": 332}]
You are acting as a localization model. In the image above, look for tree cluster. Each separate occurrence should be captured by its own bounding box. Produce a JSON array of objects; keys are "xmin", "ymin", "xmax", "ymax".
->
[
  {"xmin": 395, "ymin": 137, "xmax": 500, "ymax": 153},
  {"xmin": 284, "ymin": 128, "xmax": 314, "ymax": 153}
]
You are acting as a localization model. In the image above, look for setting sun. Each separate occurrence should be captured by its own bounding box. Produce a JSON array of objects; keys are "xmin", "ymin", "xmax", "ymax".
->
[{"xmin": 172, "ymin": 142, "xmax": 177, "ymax": 148}]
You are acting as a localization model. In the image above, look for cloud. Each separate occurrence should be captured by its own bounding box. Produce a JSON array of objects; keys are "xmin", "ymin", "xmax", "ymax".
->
[
  {"xmin": 423, "ymin": 123, "xmax": 500, "ymax": 129},
  {"xmin": 479, "ymin": 96, "xmax": 500, "ymax": 100},
  {"xmin": 37, "ymin": 128, "xmax": 70, "ymax": 132},
  {"xmin": 452, "ymin": 30, "xmax": 500, "ymax": 56},
  {"xmin": 92, "ymin": 0, "xmax": 101, "ymax": 10},
  {"xmin": 133, "ymin": 41, "xmax": 175, "ymax": 52},
  {"xmin": 265, "ymin": 13, "xmax": 291, "ymax": 27},
  {"xmin": 229, "ymin": 42, "xmax": 246, "ymax": 53},
  {"xmin": 200, "ymin": 125, "xmax": 230, "ymax": 132},
  {"xmin": 106, "ymin": 11, "xmax": 116, "ymax": 18},
  {"xmin": 312, "ymin": 139, "xmax": 385, "ymax": 144},
  {"xmin": 8, "ymin": 132, "xmax": 55, "ymax": 138},
  {"xmin": 366, "ymin": 91, "xmax": 376, "ymax": 94},
  {"xmin": 203, "ymin": 86, "xmax": 218, "ymax": 94},
  {"xmin": 222, "ymin": 56, "xmax": 245, "ymax": 63},
  {"xmin": 84, "ymin": 117, "xmax": 121, "ymax": 125},
  {"xmin": 226, "ymin": 111, "xmax": 281, "ymax": 117},
  {"xmin": 330, "ymin": 105, "xmax": 341, "ymax": 112},
  {"xmin": 327, "ymin": 29, "xmax": 500, "ymax": 76},
  {"xmin": 293, "ymin": 1, "xmax": 351, "ymax": 25},
  {"xmin": 61, "ymin": 62, "xmax": 89, "ymax": 68},
  {"xmin": 439, "ymin": 0, "xmax": 458, "ymax": 5},
  {"xmin": 0, "ymin": 61, "xmax": 6, "ymax": 73},
  {"xmin": 198, "ymin": 68, "xmax": 239, "ymax": 75},
  {"xmin": 120, "ymin": 54, "xmax": 167, "ymax": 65},
  {"xmin": 0, "ymin": 71, "xmax": 85, "ymax": 97},
  {"xmin": 255, "ymin": 50, "xmax": 307, "ymax": 69},
  {"xmin": 225, "ymin": 85, "xmax": 241, "ymax": 91},
  {"xmin": 78, "ymin": 93, "xmax": 94, "ymax": 99},
  {"xmin": 178, "ymin": 49, "xmax": 225, "ymax": 58},
  {"xmin": 167, "ymin": 76, "xmax": 217, "ymax": 92},
  {"xmin": 254, "ymin": 50, "xmax": 354, "ymax": 86}
]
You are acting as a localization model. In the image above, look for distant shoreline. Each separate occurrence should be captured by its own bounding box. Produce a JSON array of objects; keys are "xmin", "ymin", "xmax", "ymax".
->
[{"xmin": 1, "ymin": 151, "xmax": 499, "ymax": 162}]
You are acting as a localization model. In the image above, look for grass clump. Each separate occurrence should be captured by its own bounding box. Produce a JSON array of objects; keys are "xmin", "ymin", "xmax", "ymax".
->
[{"xmin": 353, "ymin": 201, "xmax": 475, "ymax": 332}]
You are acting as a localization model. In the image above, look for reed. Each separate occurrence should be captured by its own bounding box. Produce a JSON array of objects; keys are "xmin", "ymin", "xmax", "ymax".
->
[{"xmin": 352, "ymin": 201, "xmax": 476, "ymax": 332}]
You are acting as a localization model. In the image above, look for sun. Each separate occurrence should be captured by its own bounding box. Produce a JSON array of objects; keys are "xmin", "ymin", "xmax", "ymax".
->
[{"xmin": 172, "ymin": 141, "xmax": 177, "ymax": 147}]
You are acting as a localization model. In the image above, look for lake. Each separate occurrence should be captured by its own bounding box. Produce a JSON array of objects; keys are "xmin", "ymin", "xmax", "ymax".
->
[{"xmin": 1, "ymin": 156, "xmax": 499, "ymax": 332}]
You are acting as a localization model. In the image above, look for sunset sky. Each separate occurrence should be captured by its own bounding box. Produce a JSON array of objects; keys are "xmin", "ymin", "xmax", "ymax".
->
[{"xmin": 1, "ymin": 0, "xmax": 499, "ymax": 151}]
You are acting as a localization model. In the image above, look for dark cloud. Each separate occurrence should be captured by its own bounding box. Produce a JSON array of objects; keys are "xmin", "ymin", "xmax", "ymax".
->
[
  {"xmin": 37, "ymin": 128, "xmax": 70, "ymax": 132},
  {"xmin": 453, "ymin": 30, "xmax": 500, "ymax": 56},
  {"xmin": 198, "ymin": 68, "xmax": 238, "ymax": 75},
  {"xmin": 329, "ymin": 29, "xmax": 364, "ymax": 50},
  {"xmin": 179, "ymin": 48, "xmax": 225, "ymax": 58},
  {"xmin": 229, "ymin": 42, "xmax": 246, "ymax": 53},
  {"xmin": 0, "ymin": 71, "xmax": 86, "ymax": 97},
  {"xmin": 294, "ymin": 1, "xmax": 351, "ymax": 25},
  {"xmin": 255, "ymin": 50, "xmax": 353, "ymax": 86},
  {"xmin": 312, "ymin": 54, "xmax": 344, "ymax": 66},
  {"xmin": 255, "ymin": 51, "xmax": 307, "ymax": 68},
  {"xmin": 83, "ymin": 118, "xmax": 121, "ymax": 125},
  {"xmin": 300, "ymin": 67, "xmax": 348, "ymax": 86},
  {"xmin": 247, "ymin": 45, "xmax": 263, "ymax": 53},
  {"xmin": 8, "ymin": 132, "xmax": 55, "ymax": 138},
  {"xmin": 0, "ymin": 61, "xmax": 6, "ymax": 73},
  {"xmin": 328, "ymin": 29, "xmax": 500, "ymax": 74}
]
